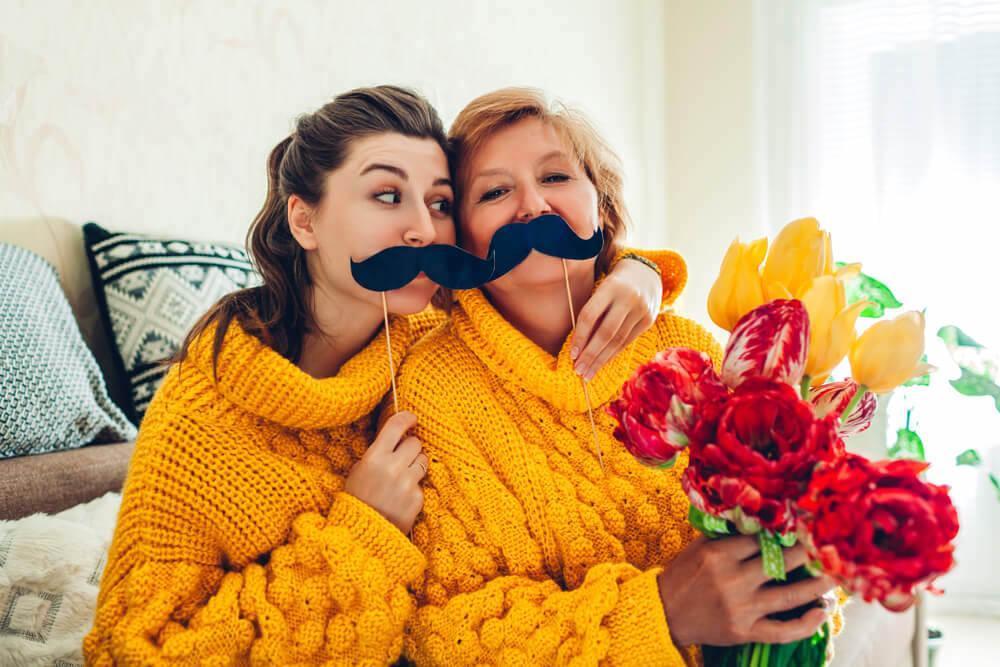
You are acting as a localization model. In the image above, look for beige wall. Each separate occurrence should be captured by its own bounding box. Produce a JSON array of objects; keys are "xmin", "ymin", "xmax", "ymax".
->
[
  {"xmin": 2, "ymin": 1, "xmax": 762, "ymax": 331},
  {"xmin": 663, "ymin": 0, "xmax": 760, "ymax": 332},
  {"xmin": 0, "ymin": 0, "xmax": 669, "ymax": 247}
]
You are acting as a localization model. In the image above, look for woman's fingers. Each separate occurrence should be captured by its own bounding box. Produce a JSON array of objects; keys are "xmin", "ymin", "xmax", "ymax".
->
[
  {"xmin": 409, "ymin": 452, "xmax": 429, "ymax": 480},
  {"xmin": 570, "ymin": 289, "xmax": 612, "ymax": 364},
  {"xmin": 742, "ymin": 543, "xmax": 811, "ymax": 584},
  {"xmin": 575, "ymin": 303, "xmax": 632, "ymax": 380},
  {"xmin": 371, "ymin": 410, "xmax": 417, "ymax": 455},
  {"xmin": 756, "ymin": 575, "xmax": 836, "ymax": 616},
  {"xmin": 391, "ymin": 435, "xmax": 422, "ymax": 470},
  {"xmin": 748, "ymin": 607, "xmax": 829, "ymax": 645}
]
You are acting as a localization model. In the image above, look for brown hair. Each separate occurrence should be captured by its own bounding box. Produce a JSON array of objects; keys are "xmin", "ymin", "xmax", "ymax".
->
[
  {"xmin": 439, "ymin": 87, "xmax": 629, "ymax": 309},
  {"xmin": 174, "ymin": 85, "xmax": 449, "ymax": 375}
]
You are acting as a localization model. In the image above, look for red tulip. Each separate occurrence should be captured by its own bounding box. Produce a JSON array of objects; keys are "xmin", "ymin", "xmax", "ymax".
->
[
  {"xmin": 810, "ymin": 379, "xmax": 878, "ymax": 438},
  {"xmin": 798, "ymin": 454, "xmax": 959, "ymax": 611},
  {"xmin": 609, "ymin": 348, "xmax": 727, "ymax": 466},
  {"xmin": 722, "ymin": 300, "xmax": 810, "ymax": 390},
  {"xmin": 683, "ymin": 379, "xmax": 843, "ymax": 534}
]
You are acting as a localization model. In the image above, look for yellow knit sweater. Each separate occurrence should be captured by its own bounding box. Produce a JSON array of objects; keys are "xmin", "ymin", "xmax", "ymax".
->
[
  {"xmin": 394, "ymin": 253, "xmax": 723, "ymax": 666},
  {"xmin": 84, "ymin": 309, "xmax": 441, "ymax": 666},
  {"xmin": 82, "ymin": 248, "xmax": 683, "ymax": 666}
]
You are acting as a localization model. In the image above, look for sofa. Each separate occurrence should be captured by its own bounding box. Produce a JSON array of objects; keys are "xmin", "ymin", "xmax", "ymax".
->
[
  {"xmin": 0, "ymin": 217, "xmax": 925, "ymax": 666},
  {"xmin": 0, "ymin": 217, "xmax": 136, "ymax": 520}
]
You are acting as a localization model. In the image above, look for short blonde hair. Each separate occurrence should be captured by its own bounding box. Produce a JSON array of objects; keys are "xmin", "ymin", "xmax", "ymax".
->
[{"xmin": 449, "ymin": 87, "xmax": 629, "ymax": 277}]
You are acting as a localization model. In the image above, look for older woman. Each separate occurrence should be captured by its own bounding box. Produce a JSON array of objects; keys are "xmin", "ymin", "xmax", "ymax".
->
[{"xmin": 395, "ymin": 88, "xmax": 836, "ymax": 666}]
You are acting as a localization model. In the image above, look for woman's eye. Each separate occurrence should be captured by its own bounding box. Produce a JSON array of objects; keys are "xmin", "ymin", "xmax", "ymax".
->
[
  {"xmin": 430, "ymin": 199, "xmax": 452, "ymax": 214},
  {"xmin": 543, "ymin": 173, "xmax": 570, "ymax": 184},
  {"xmin": 479, "ymin": 188, "xmax": 508, "ymax": 202},
  {"xmin": 375, "ymin": 190, "xmax": 401, "ymax": 204}
]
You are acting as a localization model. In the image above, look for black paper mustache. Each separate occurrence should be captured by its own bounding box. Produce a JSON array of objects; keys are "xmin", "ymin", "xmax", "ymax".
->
[{"xmin": 350, "ymin": 214, "xmax": 604, "ymax": 291}]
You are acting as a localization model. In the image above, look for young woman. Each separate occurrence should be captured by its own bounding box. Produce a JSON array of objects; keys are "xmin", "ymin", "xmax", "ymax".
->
[
  {"xmin": 84, "ymin": 86, "xmax": 671, "ymax": 665},
  {"xmin": 395, "ymin": 88, "xmax": 838, "ymax": 666}
]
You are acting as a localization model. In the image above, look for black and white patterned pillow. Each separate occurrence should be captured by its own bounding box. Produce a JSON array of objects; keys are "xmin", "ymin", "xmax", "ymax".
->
[
  {"xmin": 83, "ymin": 223, "xmax": 260, "ymax": 422},
  {"xmin": 0, "ymin": 244, "xmax": 136, "ymax": 458}
]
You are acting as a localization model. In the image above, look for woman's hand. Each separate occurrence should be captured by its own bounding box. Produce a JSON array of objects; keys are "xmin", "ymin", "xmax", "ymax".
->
[
  {"xmin": 658, "ymin": 536, "xmax": 836, "ymax": 647},
  {"xmin": 571, "ymin": 257, "xmax": 662, "ymax": 380},
  {"xmin": 344, "ymin": 410, "xmax": 428, "ymax": 534}
]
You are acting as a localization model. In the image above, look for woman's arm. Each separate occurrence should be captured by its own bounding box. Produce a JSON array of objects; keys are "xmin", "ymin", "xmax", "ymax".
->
[{"xmin": 572, "ymin": 247, "xmax": 688, "ymax": 380}]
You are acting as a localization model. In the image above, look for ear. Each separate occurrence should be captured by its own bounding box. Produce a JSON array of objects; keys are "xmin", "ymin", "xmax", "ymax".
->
[{"xmin": 287, "ymin": 194, "xmax": 319, "ymax": 251}]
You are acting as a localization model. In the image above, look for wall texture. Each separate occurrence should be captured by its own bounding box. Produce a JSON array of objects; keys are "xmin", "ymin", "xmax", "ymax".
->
[{"xmin": 1, "ymin": 0, "xmax": 669, "ymax": 248}]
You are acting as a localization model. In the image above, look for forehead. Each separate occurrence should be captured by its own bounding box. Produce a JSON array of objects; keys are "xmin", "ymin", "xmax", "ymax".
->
[
  {"xmin": 468, "ymin": 118, "xmax": 572, "ymax": 170},
  {"xmin": 345, "ymin": 132, "xmax": 449, "ymax": 174}
]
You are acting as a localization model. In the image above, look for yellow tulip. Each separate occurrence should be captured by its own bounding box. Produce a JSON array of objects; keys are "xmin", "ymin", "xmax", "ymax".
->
[
  {"xmin": 707, "ymin": 237, "xmax": 768, "ymax": 331},
  {"xmin": 849, "ymin": 311, "xmax": 933, "ymax": 394},
  {"xmin": 800, "ymin": 275, "xmax": 870, "ymax": 383},
  {"xmin": 762, "ymin": 217, "xmax": 829, "ymax": 299}
]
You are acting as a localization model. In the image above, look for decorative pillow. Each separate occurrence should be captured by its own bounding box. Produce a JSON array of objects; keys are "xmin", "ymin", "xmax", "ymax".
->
[
  {"xmin": 0, "ymin": 491, "xmax": 122, "ymax": 666},
  {"xmin": 83, "ymin": 223, "xmax": 259, "ymax": 422},
  {"xmin": 0, "ymin": 244, "xmax": 136, "ymax": 459}
]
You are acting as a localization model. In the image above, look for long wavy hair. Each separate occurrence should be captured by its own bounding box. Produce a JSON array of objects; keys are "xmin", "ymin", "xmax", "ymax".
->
[{"xmin": 174, "ymin": 86, "xmax": 449, "ymax": 376}]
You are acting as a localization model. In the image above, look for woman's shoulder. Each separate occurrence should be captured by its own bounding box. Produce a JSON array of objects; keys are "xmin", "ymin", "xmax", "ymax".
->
[{"xmin": 652, "ymin": 310, "xmax": 724, "ymax": 368}]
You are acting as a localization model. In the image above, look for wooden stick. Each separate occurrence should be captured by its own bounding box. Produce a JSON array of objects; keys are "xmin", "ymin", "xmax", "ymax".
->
[
  {"xmin": 382, "ymin": 292, "xmax": 399, "ymax": 414},
  {"xmin": 562, "ymin": 259, "xmax": 604, "ymax": 470}
]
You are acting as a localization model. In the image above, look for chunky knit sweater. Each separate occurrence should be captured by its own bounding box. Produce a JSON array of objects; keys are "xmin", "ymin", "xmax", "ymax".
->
[
  {"xmin": 394, "ymin": 253, "xmax": 723, "ymax": 666},
  {"xmin": 84, "ymin": 310, "xmax": 442, "ymax": 666},
  {"xmin": 83, "ymin": 248, "xmax": 680, "ymax": 666}
]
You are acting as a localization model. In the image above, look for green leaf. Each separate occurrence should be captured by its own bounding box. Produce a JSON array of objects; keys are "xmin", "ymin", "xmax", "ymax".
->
[
  {"xmin": 889, "ymin": 427, "xmax": 926, "ymax": 461},
  {"xmin": 949, "ymin": 367, "xmax": 1000, "ymax": 414},
  {"xmin": 759, "ymin": 532, "xmax": 787, "ymax": 581},
  {"xmin": 903, "ymin": 354, "xmax": 932, "ymax": 386},
  {"xmin": 956, "ymin": 448, "xmax": 983, "ymax": 467},
  {"xmin": 777, "ymin": 531, "xmax": 798, "ymax": 547},
  {"xmin": 688, "ymin": 505, "xmax": 730, "ymax": 538},
  {"xmin": 838, "ymin": 263, "xmax": 903, "ymax": 318},
  {"xmin": 938, "ymin": 325, "xmax": 984, "ymax": 349},
  {"xmin": 990, "ymin": 473, "xmax": 1000, "ymax": 503}
]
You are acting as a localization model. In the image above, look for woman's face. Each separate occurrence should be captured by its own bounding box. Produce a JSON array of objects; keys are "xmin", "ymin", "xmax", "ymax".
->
[
  {"xmin": 459, "ymin": 117, "xmax": 600, "ymax": 294},
  {"xmin": 297, "ymin": 132, "xmax": 455, "ymax": 315}
]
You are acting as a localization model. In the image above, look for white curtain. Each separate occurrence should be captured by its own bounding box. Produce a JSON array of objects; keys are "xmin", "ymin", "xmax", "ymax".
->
[{"xmin": 755, "ymin": 0, "xmax": 1000, "ymax": 612}]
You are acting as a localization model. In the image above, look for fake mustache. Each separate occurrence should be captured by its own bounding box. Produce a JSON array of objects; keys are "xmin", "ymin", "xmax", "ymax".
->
[{"xmin": 350, "ymin": 214, "xmax": 604, "ymax": 292}]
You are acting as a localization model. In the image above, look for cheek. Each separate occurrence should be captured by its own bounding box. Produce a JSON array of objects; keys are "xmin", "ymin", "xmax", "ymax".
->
[
  {"xmin": 557, "ymin": 183, "xmax": 601, "ymax": 235},
  {"xmin": 459, "ymin": 208, "xmax": 503, "ymax": 254},
  {"xmin": 435, "ymin": 219, "xmax": 457, "ymax": 246}
]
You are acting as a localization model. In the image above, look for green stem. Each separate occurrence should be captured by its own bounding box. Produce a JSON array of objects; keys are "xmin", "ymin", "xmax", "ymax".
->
[
  {"xmin": 840, "ymin": 384, "xmax": 868, "ymax": 423},
  {"xmin": 800, "ymin": 375, "xmax": 812, "ymax": 400},
  {"xmin": 749, "ymin": 643, "xmax": 763, "ymax": 667},
  {"xmin": 760, "ymin": 642, "xmax": 771, "ymax": 665}
]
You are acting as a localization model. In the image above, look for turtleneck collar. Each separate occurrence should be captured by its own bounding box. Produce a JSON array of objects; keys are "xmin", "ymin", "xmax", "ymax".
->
[{"xmin": 188, "ymin": 315, "xmax": 412, "ymax": 430}]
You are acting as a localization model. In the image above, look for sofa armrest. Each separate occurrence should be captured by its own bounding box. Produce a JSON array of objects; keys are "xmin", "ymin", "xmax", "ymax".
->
[{"xmin": 0, "ymin": 442, "xmax": 135, "ymax": 520}]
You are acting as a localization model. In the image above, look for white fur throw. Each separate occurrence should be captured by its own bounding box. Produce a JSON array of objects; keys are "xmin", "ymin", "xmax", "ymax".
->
[{"xmin": 0, "ymin": 492, "xmax": 121, "ymax": 667}]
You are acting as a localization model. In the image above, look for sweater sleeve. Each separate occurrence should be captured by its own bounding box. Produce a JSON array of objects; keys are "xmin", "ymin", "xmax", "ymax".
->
[
  {"xmin": 656, "ymin": 311, "xmax": 724, "ymax": 370},
  {"xmin": 84, "ymin": 406, "xmax": 425, "ymax": 666},
  {"xmin": 613, "ymin": 246, "xmax": 689, "ymax": 308},
  {"xmin": 396, "ymin": 390, "xmax": 691, "ymax": 666}
]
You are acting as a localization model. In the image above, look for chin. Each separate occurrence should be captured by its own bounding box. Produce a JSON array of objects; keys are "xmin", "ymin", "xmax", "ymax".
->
[
  {"xmin": 384, "ymin": 283, "xmax": 437, "ymax": 315},
  {"xmin": 492, "ymin": 254, "xmax": 589, "ymax": 292}
]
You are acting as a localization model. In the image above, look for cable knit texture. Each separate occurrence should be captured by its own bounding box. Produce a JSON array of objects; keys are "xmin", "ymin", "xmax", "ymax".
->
[
  {"xmin": 394, "ymin": 252, "xmax": 724, "ymax": 666},
  {"xmin": 84, "ymin": 309, "xmax": 443, "ymax": 666}
]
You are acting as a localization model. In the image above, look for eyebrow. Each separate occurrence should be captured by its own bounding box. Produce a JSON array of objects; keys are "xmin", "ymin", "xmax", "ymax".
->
[{"xmin": 360, "ymin": 162, "xmax": 452, "ymax": 187}]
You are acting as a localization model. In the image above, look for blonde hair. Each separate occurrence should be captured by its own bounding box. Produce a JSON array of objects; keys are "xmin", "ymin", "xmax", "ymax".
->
[{"xmin": 444, "ymin": 87, "xmax": 629, "ymax": 301}]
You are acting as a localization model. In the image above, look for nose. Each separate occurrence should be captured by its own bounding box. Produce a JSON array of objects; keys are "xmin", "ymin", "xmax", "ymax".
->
[
  {"xmin": 515, "ymin": 182, "xmax": 552, "ymax": 222},
  {"xmin": 403, "ymin": 206, "xmax": 436, "ymax": 247}
]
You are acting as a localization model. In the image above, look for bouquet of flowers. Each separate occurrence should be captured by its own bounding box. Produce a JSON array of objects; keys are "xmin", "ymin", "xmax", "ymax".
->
[{"xmin": 608, "ymin": 218, "xmax": 959, "ymax": 666}]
